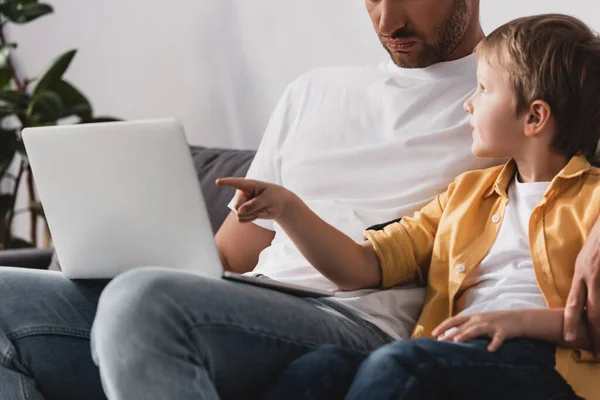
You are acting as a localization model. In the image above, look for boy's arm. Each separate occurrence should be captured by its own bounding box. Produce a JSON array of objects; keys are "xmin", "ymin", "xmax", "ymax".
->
[
  {"xmin": 217, "ymin": 177, "xmax": 381, "ymax": 291},
  {"xmin": 434, "ymin": 308, "xmax": 592, "ymax": 352},
  {"xmin": 278, "ymin": 198, "xmax": 381, "ymax": 291},
  {"xmin": 217, "ymin": 177, "xmax": 454, "ymax": 291}
]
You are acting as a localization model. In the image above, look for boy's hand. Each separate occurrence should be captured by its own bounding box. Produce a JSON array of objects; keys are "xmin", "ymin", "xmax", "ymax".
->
[
  {"xmin": 432, "ymin": 311, "xmax": 525, "ymax": 352},
  {"xmin": 216, "ymin": 178, "xmax": 296, "ymax": 223}
]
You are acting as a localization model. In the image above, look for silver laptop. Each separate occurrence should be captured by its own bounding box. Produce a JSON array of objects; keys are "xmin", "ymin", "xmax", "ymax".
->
[{"xmin": 22, "ymin": 119, "xmax": 332, "ymax": 297}]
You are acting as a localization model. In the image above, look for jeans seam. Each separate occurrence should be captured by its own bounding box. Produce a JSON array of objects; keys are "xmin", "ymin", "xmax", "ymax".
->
[
  {"xmin": 0, "ymin": 344, "xmax": 16, "ymax": 368},
  {"xmin": 186, "ymin": 320, "xmax": 321, "ymax": 350},
  {"xmin": 20, "ymin": 373, "xmax": 30, "ymax": 400},
  {"xmin": 314, "ymin": 298, "xmax": 394, "ymax": 345},
  {"xmin": 0, "ymin": 344, "xmax": 30, "ymax": 400},
  {"xmin": 6, "ymin": 326, "xmax": 91, "ymax": 341}
]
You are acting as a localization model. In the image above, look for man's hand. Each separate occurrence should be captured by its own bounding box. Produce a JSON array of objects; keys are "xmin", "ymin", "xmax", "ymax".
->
[
  {"xmin": 432, "ymin": 311, "xmax": 525, "ymax": 352},
  {"xmin": 216, "ymin": 178, "xmax": 297, "ymax": 223},
  {"xmin": 564, "ymin": 216, "xmax": 600, "ymax": 356}
]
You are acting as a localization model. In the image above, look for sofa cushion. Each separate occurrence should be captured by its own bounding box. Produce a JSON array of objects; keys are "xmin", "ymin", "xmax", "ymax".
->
[
  {"xmin": 48, "ymin": 146, "xmax": 256, "ymax": 271},
  {"xmin": 190, "ymin": 146, "xmax": 255, "ymax": 233}
]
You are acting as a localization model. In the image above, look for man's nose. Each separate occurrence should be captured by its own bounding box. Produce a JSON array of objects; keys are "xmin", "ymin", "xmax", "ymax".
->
[{"xmin": 378, "ymin": 0, "xmax": 408, "ymax": 37}]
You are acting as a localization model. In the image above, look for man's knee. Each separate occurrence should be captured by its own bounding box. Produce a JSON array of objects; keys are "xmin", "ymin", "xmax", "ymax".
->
[
  {"xmin": 92, "ymin": 269, "xmax": 182, "ymax": 348},
  {"xmin": 95, "ymin": 268, "xmax": 186, "ymax": 327}
]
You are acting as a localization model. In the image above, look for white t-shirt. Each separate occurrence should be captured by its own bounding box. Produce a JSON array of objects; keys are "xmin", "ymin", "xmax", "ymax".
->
[
  {"xmin": 230, "ymin": 54, "xmax": 500, "ymax": 339},
  {"xmin": 456, "ymin": 177, "xmax": 549, "ymax": 316}
]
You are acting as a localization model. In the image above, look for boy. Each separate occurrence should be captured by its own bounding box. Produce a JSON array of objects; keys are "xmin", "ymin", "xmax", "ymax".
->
[{"xmin": 218, "ymin": 14, "xmax": 600, "ymax": 400}]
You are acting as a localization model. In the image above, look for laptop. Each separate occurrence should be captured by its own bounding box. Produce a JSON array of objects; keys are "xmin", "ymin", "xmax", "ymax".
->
[{"xmin": 22, "ymin": 119, "xmax": 332, "ymax": 298}]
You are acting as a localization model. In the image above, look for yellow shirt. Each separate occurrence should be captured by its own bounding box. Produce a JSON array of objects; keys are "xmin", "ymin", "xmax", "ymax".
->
[{"xmin": 365, "ymin": 155, "xmax": 600, "ymax": 399}]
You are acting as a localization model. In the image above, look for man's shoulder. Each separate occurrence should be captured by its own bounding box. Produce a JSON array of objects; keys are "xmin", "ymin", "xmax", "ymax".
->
[{"xmin": 288, "ymin": 63, "xmax": 390, "ymax": 90}]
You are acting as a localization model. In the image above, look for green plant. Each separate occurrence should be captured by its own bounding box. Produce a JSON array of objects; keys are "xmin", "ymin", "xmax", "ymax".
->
[{"xmin": 0, "ymin": 0, "xmax": 118, "ymax": 250}]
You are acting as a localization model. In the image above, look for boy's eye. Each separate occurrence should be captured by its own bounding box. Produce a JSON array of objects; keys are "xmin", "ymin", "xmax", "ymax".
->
[{"xmin": 478, "ymin": 84, "xmax": 486, "ymax": 92}]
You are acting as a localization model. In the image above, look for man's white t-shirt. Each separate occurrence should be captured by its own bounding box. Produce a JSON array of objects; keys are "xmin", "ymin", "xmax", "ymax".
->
[
  {"xmin": 456, "ymin": 177, "xmax": 549, "ymax": 316},
  {"xmin": 230, "ymin": 54, "xmax": 500, "ymax": 339}
]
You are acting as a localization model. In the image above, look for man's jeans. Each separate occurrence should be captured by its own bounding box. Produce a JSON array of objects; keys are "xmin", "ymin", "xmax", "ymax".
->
[
  {"xmin": 0, "ymin": 267, "xmax": 108, "ymax": 400},
  {"xmin": 0, "ymin": 267, "xmax": 392, "ymax": 399},
  {"xmin": 263, "ymin": 338, "xmax": 583, "ymax": 400}
]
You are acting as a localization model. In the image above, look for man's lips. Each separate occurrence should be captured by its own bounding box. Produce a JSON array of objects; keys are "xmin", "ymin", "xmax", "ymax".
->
[{"xmin": 383, "ymin": 39, "xmax": 418, "ymax": 52}]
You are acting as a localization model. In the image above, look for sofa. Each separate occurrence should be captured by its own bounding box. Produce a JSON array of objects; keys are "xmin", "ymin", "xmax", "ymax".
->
[{"xmin": 0, "ymin": 146, "xmax": 256, "ymax": 270}]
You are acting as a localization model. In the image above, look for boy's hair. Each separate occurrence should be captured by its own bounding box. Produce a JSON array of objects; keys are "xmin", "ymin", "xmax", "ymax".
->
[{"xmin": 477, "ymin": 14, "xmax": 600, "ymax": 161}]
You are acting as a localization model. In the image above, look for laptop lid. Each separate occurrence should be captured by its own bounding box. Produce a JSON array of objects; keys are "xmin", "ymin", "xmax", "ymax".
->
[{"xmin": 22, "ymin": 119, "xmax": 223, "ymax": 279}]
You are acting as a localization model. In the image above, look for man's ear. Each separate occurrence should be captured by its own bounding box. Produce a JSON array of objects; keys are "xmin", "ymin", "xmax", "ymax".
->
[{"xmin": 524, "ymin": 100, "xmax": 552, "ymax": 138}]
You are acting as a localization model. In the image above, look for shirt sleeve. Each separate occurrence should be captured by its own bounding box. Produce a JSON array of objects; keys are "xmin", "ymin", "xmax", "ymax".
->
[
  {"xmin": 227, "ymin": 82, "xmax": 297, "ymax": 231},
  {"xmin": 572, "ymin": 349, "xmax": 600, "ymax": 363},
  {"xmin": 364, "ymin": 181, "xmax": 456, "ymax": 289}
]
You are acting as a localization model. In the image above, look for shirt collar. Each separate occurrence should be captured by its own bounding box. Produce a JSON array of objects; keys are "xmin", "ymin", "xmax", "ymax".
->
[{"xmin": 484, "ymin": 155, "xmax": 592, "ymax": 199}]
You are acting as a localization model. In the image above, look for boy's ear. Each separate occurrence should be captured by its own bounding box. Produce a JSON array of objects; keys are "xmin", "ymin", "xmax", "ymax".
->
[{"xmin": 524, "ymin": 100, "xmax": 552, "ymax": 137}]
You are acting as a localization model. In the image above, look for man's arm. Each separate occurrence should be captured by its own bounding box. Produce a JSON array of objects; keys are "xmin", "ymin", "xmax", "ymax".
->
[
  {"xmin": 565, "ymin": 214, "xmax": 600, "ymax": 356},
  {"xmin": 521, "ymin": 309, "xmax": 591, "ymax": 349},
  {"xmin": 215, "ymin": 212, "xmax": 275, "ymax": 274}
]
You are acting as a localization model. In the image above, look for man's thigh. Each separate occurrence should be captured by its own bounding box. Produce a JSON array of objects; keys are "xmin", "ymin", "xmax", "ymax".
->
[
  {"xmin": 0, "ymin": 267, "xmax": 108, "ymax": 400},
  {"xmin": 93, "ymin": 267, "xmax": 393, "ymax": 399}
]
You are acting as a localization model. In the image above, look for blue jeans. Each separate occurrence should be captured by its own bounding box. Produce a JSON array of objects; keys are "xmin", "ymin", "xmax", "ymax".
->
[
  {"xmin": 0, "ymin": 267, "xmax": 108, "ymax": 400},
  {"xmin": 263, "ymin": 338, "xmax": 583, "ymax": 400},
  {"xmin": 0, "ymin": 266, "xmax": 392, "ymax": 399}
]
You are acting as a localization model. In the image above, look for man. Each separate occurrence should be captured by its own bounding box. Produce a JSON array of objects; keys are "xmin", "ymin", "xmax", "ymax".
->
[{"xmin": 0, "ymin": 1, "xmax": 597, "ymax": 399}]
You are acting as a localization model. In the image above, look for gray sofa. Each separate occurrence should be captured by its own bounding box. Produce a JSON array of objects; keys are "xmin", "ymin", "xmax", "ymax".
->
[{"xmin": 0, "ymin": 146, "xmax": 256, "ymax": 270}]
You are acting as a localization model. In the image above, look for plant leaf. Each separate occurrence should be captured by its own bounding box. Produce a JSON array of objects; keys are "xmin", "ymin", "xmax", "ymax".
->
[
  {"xmin": 0, "ymin": 43, "xmax": 16, "ymax": 69},
  {"xmin": 1, "ymin": 2, "xmax": 53, "ymax": 24},
  {"xmin": 84, "ymin": 117, "xmax": 122, "ymax": 124},
  {"xmin": 33, "ymin": 49, "xmax": 76, "ymax": 96},
  {"xmin": 28, "ymin": 90, "xmax": 65, "ymax": 124},
  {"xmin": 0, "ymin": 102, "xmax": 16, "ymax": 118},
  {"xmin": 0, "ymin": 67, "xmax": 13, "ymax": 89},
  {"xmin": 53, "ymin": 80, "xmax": 92, "ymax": 120},
  {"xmin": 9, "ymin": 236, "xmax": 35, "ymax": 249},
  {"xmin": 0, "ymin": 44, "xmax": 16, "ymax": 89},
  {"xmin": 0, "ymin": 89, "xmax": 30, "ymax": 108},
  {"xmin": 0, "ymin": 194, "xmax": 11, "ymax": 221},
  {"xmin": 0, "ymin": 128, "xmax": 16, "ymax": 174}
]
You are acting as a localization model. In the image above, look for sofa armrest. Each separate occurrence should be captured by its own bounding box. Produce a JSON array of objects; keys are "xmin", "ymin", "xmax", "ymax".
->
[{"xmin": 0, "ymin": 248, "xmax": 54, "ymax": 269}]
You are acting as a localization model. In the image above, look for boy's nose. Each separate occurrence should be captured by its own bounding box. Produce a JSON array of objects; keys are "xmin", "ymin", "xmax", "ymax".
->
[{"xmin": 464, "ymin": 98, "xmax": 474, "ymax": 115}]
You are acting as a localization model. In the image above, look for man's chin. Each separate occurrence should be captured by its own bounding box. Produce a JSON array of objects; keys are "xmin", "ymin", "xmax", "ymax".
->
[{"xmin": 388, "ymin": 51, "xmax": 437, "ymax": 69}]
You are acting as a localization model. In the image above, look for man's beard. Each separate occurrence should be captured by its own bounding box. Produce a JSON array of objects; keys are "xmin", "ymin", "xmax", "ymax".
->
[{"xmin": 383, "ymin": 0, "xmax": 471, "ymax": 68}]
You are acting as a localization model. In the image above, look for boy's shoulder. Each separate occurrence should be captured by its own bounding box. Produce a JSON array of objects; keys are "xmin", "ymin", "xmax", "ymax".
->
[
  {"xmin": 584, "ymin": 165, "xmax": 600, "ymax": 191},
  {"xmin": 449, "ymin": 163, "xmax": 507, "ymax": 195},
  {"xmin": 587, "ymin": 165, "xmax": 600, "ymax": 177}
]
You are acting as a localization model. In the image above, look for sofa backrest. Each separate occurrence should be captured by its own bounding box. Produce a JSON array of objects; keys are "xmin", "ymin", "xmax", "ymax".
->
[{"xmin": 190, "ymin": 146, "xmax": 255, "ymax": 233}]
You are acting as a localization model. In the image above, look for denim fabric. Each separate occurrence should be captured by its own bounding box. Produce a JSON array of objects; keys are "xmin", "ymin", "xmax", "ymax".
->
[
  {"xmin": 91, "ymin": 267, "xmax": 392, "ymax": 400},
  {"xmin": 264, "ymin": 338, "xmax": 583, "ymax": 400},
  {"xmin": 0, "ymin": 267, "xmax": 108, "ymax": 400},
  {"xmin": 1, "ymin": 266, "xmax": 391, "ymax": 400}
]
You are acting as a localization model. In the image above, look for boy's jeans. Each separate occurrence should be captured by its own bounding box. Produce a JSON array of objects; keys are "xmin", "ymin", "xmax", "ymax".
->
[
  {"xmin": 263, "ymin": 338, "xmax": 583, "ymax": 400},
  {"xmin": 0, "ymin": 267, "xmax": 393, "ymax": 400}
]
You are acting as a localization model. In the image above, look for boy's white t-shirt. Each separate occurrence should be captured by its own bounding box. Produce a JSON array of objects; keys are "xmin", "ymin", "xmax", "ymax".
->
[
  {"xmin": 229, "ymin": 54, "xmax": 500, "ymax": 339},
  {"xmin": 456, "ymin": 177, "xmax": 549, "ymax": 316}
]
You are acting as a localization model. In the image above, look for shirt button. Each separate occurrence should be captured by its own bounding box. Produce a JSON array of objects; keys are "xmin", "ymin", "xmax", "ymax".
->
[
  {"xmin": 455, "ymin": 264, "xmax": 466, "ymax": 273},
  {"xmin": 491, "ymin": 214, "xmax": 501, "ymax": 223}
]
